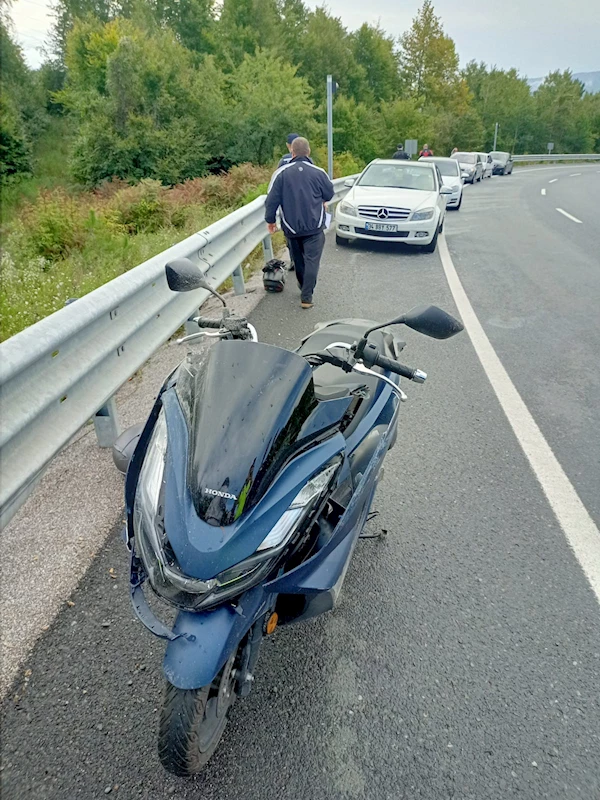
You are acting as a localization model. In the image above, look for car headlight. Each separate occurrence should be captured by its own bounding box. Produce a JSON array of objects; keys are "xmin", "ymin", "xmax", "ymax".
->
[
  {"xmin": 412, "ymin": 207, "xmax": 435, "ymax": 221},
  {"xmin": 451, "ymin": 184, "xmax": 460, "ymax": 192},
  {"xmin": 339, "ymin": 200, "xmax": 357, "ymax": 216}
]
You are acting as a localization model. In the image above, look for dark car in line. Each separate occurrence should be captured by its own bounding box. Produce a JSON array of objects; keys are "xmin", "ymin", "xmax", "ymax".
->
[{"xmin": 490, "ymin": 151, "xmax": 514, "ymax": 175}]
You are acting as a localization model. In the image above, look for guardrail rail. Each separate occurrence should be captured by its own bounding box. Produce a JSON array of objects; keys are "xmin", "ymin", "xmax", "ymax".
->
[
  {"xmin": 0, "ymin": 177, "xmax": 355, "ymax": 530},
  {"xmin": 512, "ymin": 154, "xmax": 600, "ymax": 162}
]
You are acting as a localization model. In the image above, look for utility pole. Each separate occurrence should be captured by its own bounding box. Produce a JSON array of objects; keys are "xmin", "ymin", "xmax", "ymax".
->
[
  {"xmin": 493, "ymin": 122, "xmax": 499, "ymax": 151},
  {"xmin": 326, "ymin": 75, "xmax": 337, "ymax": 179}
]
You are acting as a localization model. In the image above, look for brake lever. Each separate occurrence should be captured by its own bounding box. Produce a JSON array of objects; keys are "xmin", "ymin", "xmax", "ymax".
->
[
  {"xmin": 353, "ymin": 363, "xmax": 407, "ymax": 402},
  {"xmin": 176, "ymin": 331, "xmax": 223, "ymax": 345}
]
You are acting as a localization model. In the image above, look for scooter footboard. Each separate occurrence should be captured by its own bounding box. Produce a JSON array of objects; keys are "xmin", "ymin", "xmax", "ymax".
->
[{"xmin": 164, "ymin": 586, "xmax": 268, "ymax": 689}]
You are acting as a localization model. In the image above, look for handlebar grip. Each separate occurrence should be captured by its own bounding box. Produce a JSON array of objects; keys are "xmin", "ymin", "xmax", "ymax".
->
[
  {"xmin": 375, "ymin": 354, "xmax": 427, "ymax": 383},
  {"xmin": 196, "ymin": 318, "xmax": 222, "ymax": 329}
]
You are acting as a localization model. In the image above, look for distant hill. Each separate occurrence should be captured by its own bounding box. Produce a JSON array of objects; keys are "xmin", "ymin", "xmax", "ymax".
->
[{"xmin": 528, "ymin": 71, "xmax": 600, "ymax": 93}]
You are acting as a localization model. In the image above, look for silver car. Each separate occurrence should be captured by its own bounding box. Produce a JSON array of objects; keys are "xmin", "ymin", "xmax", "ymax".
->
[
  {"xmin": 451, "ymin": 152, "xmax": 483, "ymax": 184},
  {"xmin": 477, "ymin": 152, "xmax": 494, "ymax": 179}
]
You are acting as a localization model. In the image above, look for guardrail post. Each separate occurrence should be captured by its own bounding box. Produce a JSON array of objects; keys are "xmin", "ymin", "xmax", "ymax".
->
[
  {"xmin": 262, "ymin": 234, "xmax": 274, "ymax": 263},
  {"xmin": 232, "ymin": 265, "xmax": 246, "ymax": 295},
  {"xmin": 93, "ymin": 396, "xmax": 120, "ymax": 447}
]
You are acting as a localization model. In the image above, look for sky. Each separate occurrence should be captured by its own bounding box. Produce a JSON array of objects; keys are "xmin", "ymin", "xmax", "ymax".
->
[{"xmin": 9, "ymin": 0, "xmax": 600, "ymax": 78}]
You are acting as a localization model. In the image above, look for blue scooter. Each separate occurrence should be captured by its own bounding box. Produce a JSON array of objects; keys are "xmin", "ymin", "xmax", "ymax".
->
[{"xmin": 120, "ymin": 257, "xmax": 463, "ymax": 775}]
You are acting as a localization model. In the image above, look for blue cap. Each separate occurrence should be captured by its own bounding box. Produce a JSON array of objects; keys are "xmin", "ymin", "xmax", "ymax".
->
[{"xmin": 287, "ymin": 133, "xmax": 300, "ymax": 144}]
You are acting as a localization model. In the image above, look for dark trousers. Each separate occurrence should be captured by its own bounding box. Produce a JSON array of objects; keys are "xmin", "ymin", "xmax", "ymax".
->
[
  {"xmin": 284, "ymin": 235, "xmax": 295, "ymax": 270},
  {"xmin": 288, "ymin": 231, "xmax": 325, "ymax": 303}
]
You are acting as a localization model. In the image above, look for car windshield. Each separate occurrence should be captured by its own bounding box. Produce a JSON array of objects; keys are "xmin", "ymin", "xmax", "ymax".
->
[
  {"xmin": 358, "ymin": 164, "xmax": 435, "ymax": 191},
  {"xmin": 430, "ymin": 160, "xmax": 460, "ymax": 176},
  {"xmin": 453, "ymin": 153, "xmax": 476, "ymax": 164},
  {"xmin": 490, "ymin": 152, "xmax": 508, "ymax": 160}
]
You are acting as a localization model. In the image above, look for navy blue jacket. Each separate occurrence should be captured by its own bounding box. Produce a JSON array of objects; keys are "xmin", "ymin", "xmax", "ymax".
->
[
  {"xmin": 265, "ymin": 156, "xmax": 335, "ymax": 238},
  {"xmin": 277, "ymin": 153, "xmax": 292, "ymax": 168}
]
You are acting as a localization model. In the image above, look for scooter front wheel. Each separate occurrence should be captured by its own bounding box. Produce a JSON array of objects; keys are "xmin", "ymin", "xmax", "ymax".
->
[{"xmin": 158, "ymin": 652, "xmax": 237, "ymax": 776}]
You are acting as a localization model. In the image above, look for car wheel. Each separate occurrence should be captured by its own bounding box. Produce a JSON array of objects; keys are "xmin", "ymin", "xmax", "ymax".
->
[
  {"xmin": 335, "ymin": 233, "xmax": 349, "ymax": 247},
  {"xmin": 422, "ymin": 228, "xmax": 439, "ymax": 253}
]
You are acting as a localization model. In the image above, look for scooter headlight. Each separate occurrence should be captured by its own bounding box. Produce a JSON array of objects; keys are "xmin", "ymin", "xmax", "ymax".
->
[{"xmin": 257, "ymin": 464, "xmax": 338, "ymax": 551}]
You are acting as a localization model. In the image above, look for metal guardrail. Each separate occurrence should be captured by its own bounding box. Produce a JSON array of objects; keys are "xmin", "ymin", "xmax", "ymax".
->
[
  {"xmin": 512, "ymin": 154, "xmax": 600, "ymax": 162},
  {"xmin": 0, "ymin": 176, "xmax": 355, "ymax": 530}
]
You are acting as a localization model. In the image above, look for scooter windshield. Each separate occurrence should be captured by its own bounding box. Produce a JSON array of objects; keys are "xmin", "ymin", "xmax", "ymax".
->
[{"xmin": 176, "ymin": 340, "xmax": 318, "ymax": 526}]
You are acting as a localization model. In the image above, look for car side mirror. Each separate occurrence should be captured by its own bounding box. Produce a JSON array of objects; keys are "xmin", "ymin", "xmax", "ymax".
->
[
  {"xmin": 440, "ymin": 186, "xmax": 452, "ymax": 195},
  {"xmin": 393, "ymin": 305, "xmax": 464, "ymax": 339},
  {"xmin": 165, "ymin": 258, "xmax": 227, "ymax": 305},
  {"xmin": 344, "ymin": 178, "xmax": 355, "ymax": 188}
]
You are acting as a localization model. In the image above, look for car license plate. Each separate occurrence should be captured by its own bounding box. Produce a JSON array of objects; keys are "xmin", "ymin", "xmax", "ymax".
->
[{"xmin": 364, "ymin": 222, "xmax": 397, "ymax": 232}]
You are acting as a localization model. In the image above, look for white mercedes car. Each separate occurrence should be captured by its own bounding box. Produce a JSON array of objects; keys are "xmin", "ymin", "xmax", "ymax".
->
[{"xmin": 335, "ymin": 160, "xmax": 452, "ymax": 253}]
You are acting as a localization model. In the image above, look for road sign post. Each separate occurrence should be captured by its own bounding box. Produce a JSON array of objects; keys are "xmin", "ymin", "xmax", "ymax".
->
[
  {"xmin": 547, "ymin": 142, "xmax": 554, "ymax": 155},
  {"xmin": 405, "ymin": 139, "xmax": 418, "ymax": 158},
  {"xmin": 327, "ymin": 75, "xmax": 335, "ymax": 179},
  {"xmin": 493, "ymin": 122, "xmax": 499, "ymax": 151}
]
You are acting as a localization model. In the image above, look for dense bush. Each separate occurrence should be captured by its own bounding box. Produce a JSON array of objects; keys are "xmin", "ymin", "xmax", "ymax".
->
[
  {"xmin": 17, "ymin": 190, "xmax": 90, "ymax": 261},
  {"xmin": 108, "ymin": 180, "xmax": 185, "ymax": 234}
]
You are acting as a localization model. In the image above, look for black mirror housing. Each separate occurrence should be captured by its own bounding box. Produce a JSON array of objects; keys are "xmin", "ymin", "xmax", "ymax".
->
[
  {"xmin": 165, "ymin": 258, "xmax": 207, "ymax": 292},
  {"xmin": 401, "ymin": 304, "xmax": 464, "ymax": 339}
]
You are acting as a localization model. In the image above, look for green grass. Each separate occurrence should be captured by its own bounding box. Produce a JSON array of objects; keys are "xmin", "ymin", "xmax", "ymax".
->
[{"xmin": 0, "ymin": 117, "xmax": 75, "ymax": 227}]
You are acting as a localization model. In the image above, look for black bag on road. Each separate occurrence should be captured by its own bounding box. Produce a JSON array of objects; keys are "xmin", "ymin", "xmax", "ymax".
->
[{"xmin": 262, "ymin": 259, "xmax": 286, "ymax": 293}]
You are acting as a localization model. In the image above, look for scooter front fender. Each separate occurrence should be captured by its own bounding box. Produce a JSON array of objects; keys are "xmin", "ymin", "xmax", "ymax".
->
[{"xmin": 163, "ymin": 585, "xmax": 269, "ymax": 689}]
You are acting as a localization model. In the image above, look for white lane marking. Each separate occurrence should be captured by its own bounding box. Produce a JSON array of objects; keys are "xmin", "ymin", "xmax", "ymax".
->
[
  {"xmin": 549, "ymin": 179, "xmax": 558, "ymax": 183},
  {"xmin": 541, "ymin": 188, "xmax": 546, "ymax": 195},
  {"xmin": 570, "ymin": 173, "xmax": 582, "ymax": 176},
  {"xmin": 439, "ymin": 234, "xmax": 600, "ymax": 605},
  {"xmin": 556, "ymin": 208, "xmax": 583, "ymax": 224}
]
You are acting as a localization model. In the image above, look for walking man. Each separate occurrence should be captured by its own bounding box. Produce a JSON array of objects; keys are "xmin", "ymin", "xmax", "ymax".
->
[
  {"xmin": 392, "ymin": 143, "xmax": 410, "ymax": 160},
  {"xmin": 265, "ymin": 137, "xmax": 334, "ymax": 309}
]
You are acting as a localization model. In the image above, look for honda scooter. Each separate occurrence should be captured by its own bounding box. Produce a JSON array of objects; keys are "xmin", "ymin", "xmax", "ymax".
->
[{"xmin": 120, "ymin": 257, "xmax": 463, "ymax": 775}]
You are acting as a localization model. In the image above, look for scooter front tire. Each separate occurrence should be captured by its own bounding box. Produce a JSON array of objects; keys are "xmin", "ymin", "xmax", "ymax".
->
[{"xmin": 158, "ymin": 659, "xmax": 236, "ymax": 776}]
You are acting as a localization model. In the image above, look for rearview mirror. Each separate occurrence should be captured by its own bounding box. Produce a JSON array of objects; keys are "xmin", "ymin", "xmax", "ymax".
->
[
  {"xmin": 165, "ymin": 258, "xmax": 208, "ymax": 292},
  {"xmin": 440, "ymin": 186, "xmax": 452, "ymax": 195},
  {"xmin": 344, "ymin": 178, "xmax": 355, "ymax": 188},
  {"xmin": 401, "ymin": 305, "xmax": 463, "ymax": 339},
  {"xmin": 165, "ymin": 258, "xmax": 227, "ymax": 306}
]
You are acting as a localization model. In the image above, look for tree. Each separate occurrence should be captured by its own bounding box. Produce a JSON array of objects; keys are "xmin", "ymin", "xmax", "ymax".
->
[
  {"xmin": 464, "ymin": 61, "xmax": 535, "ymax": 152},
  {"xmin": 331, "ymin": 96, "xmax": 380, "ymax": 163},
  {"xmin": 224, "ymin": 49, "xmax": 315, "ymax": 163},
  {"xmin": 60, "ymin": 20, "xmax": 227, "ymax": 184},
  {"xmin": 296, "ymin": 8, "xmax": 365, "ymax": 103},
  {"xmin": 377, "ymin": 97, "xmax": 432, "ymax": 156},
  {"xmin": 217, "ymin": 0, "xmax": 281, "ymax": 66},
  {"xmin": 350, "ymin": 23, "xmax": 399, "ymax": 103},
  {"xmin": 533, "ymin": 71, "xmax": 592, "ymax": 153},
  {"xmin": 0, "ymin": 18, "xmax": 46, "ymax": 182},
  {"xmin": 398, "ymin": 0, "xmax": 463, "ymax": 110}
]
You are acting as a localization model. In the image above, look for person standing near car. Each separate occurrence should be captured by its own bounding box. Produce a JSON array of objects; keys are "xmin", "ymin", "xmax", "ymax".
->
[
  {"xmin": 392, "ymin": 143, "xmax": 410, "ymax": 160},
  {"xmin": 419, "ymin": 143, "xmax": 434, "ymax": 157},
  {"xmin": 265, "ymin": 137, "xmax": 334, "ymax": 309}
]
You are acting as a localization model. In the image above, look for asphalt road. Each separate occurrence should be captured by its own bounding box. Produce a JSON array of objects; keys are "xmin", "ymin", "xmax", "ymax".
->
[{"xmin": 2, "ymin": 166, "xmax": 600, "ymax": 800}]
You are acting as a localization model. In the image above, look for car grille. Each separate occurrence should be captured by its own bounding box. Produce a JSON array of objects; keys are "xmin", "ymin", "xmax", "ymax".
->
[
  {"xmin": 354, "ymin": 227, "xmax": 409, "ymax": 238},
  {"xmin": 358, "ymin": 206, "xmax": 411, "ymax": 221}
]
